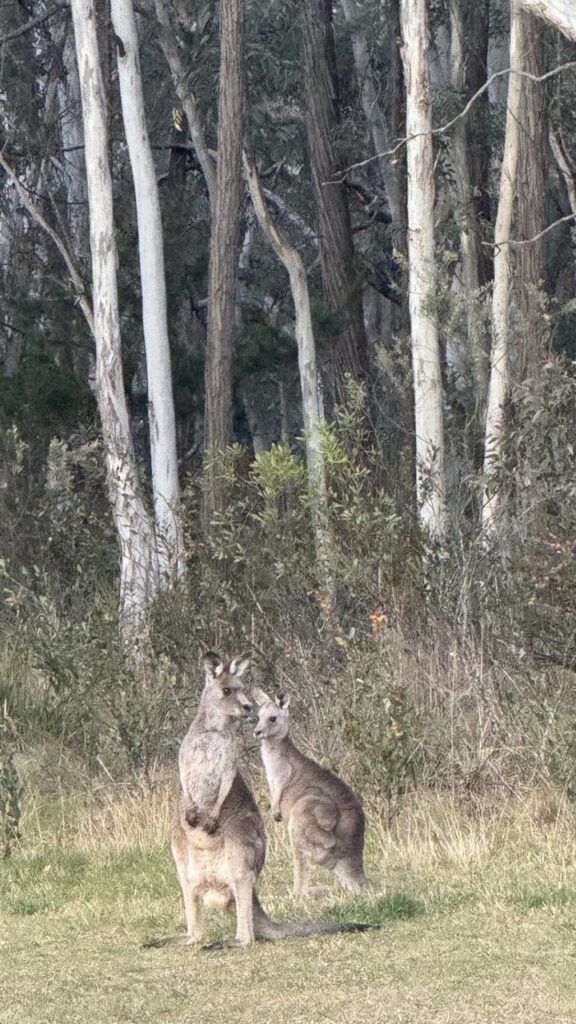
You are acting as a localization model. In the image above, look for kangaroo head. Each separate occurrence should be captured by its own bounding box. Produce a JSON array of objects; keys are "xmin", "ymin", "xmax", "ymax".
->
[
  {"xmin": 253, "ymin": 688, "xmax": 290, "ymax": 740},
  {"xmin": 203, "ymin": 652, "xmax": 253, "ymax": 717}
]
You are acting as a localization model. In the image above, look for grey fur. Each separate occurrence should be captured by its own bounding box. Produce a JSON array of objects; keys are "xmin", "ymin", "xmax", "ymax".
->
[{"xmin": 253, "ymin": 688, "xmax": 367, "ymax": 898}]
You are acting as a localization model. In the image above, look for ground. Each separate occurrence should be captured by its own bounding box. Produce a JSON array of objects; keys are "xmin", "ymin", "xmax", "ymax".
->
[{"xmin": 2, "ymin": 783, "xmax": 576, "ymax": 1024}]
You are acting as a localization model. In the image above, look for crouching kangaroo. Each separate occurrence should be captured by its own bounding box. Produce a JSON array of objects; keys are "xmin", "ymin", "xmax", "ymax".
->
[
  {"xmin": 149, "ymin": 655, "xmax": 372, "ymax": 949},
  {"xmin": 253, "ymin": 689, "xmax": 367, "ymax": 899}
]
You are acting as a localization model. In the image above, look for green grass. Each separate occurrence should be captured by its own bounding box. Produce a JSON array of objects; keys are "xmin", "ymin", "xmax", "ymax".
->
[{"xmin": 2, "ymin": 782, "xmax": 576, "ymax": 1024}]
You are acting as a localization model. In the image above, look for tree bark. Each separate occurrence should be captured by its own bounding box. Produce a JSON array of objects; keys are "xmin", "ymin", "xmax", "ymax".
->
[
  {"xmin": 482, "ymin": 1, "xmax": 523, "ymax": 538},
  {"xmin": 515, "ymin": 7, "xmax": 549, "ymax": 380},
  {"xmin": 243, "ymin": 150, "xmax": 332, "ymax": 591},
  {"xmin": 301, "ymin": 0, "xmax": 368, "ymax": 393},
  {"xmin": 203, "ymin": 0, "xmax": 245, "ymax": 519},
  {"xmin": 111, "ymin": 0, "xmax": 184, "ymax": 580},
  {"xmin": 70, "ymin": 0, "xmax": 159, "ymax": 638},
  {"xmin": 516, "ymin": 0, "xmax": 576, "ymax": 40},
  {"xmin": 449, "ymin": 0, "xmax": 489, "ymax": 406},
  {"xmin": 400, "ymin": 0, "xmax": 447, "ymax": 542},
  {"xmin": 549, "ymin": 129, "xmax": 576, "ymax": 290}
]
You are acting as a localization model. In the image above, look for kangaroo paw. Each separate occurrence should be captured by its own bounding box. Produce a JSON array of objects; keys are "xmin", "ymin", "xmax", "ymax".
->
[
  {"xmin": 185, "ymin": 804, "xmax": 200, "ymax": 828},
  {"xmin": 203, "ymin": 815, "xmax": 220, "ymax": 836}
]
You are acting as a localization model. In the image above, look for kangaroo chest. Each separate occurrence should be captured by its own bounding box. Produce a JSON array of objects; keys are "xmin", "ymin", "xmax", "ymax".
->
[{"xmin": 260, "ymin": 743, "xmax": 293, "ymax": 804}]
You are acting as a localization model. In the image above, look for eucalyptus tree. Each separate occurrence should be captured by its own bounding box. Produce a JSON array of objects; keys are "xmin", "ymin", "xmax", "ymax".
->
[
  {"xmin": 111, "ymin": 0, "xmax": 184, "ymax": 579},
  {"xmin": 203, "ymin": 0, "xmax": 246, "ymax": 519},
  {"xmin": 516, "ymin": 0, "xmax": 576, "ymax": 40},
  {"xmin": 482, "ymin": 1, "xmax": 524, "ymax": 539},
  {"xmin": 70, "ymin": 0, "xmax": 159, "ymax": 637},
  {"xmin": 243, "ymin": 151, "xmax": 332, "ymax": 592},
  {"xmin": 400, "ymin": 0, "xmax": 447, "ymax": 542},
  {"xmin": 301, "ymin": 0, "xmax": 368, "ymax": 391}
]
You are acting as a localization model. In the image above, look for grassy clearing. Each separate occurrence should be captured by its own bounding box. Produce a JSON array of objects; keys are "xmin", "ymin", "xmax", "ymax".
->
[{"xmin": 2, "ymin": 779, "xmax": 576, "ymax": 1024}]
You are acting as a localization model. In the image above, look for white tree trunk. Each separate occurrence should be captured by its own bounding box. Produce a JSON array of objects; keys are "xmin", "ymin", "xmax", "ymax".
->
[
  {"xmin": 70, "ymin": 0, "xmax": 159, "ymax": 638},
  {"xmin": 482, "ymin": 2, "xmax": 523, "ymax": 538},
  {"xmin": 400, "ymin": 0, "xmax": 447, "ymax": 542},
  {"xmin": 243, "ymin": 151, "xmax": 332, "ymax": 592},
  {"xmin": 111, "ymin": 0, "xmax": 184, "ymax": 580},
  {"xmin": 516, "ymin": 0, "xmax": 576, "ymax": 40}
]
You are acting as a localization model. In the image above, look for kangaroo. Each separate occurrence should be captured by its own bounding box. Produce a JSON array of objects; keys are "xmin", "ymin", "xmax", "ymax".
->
[
  {"xmin": 253, "ymin": 689, "xmax": 367, "ymax": 899},
  {"xmin": 153, "ymin": 655, "xmax": 372, "ymax": 948},
  {"xmin": 171, "ymin": 652, "xmax": 267, "ymax": 946}
]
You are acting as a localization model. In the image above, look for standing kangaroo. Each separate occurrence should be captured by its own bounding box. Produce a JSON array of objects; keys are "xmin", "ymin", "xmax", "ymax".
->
[
  {"xmin": 159, "ymin": 655, "xmax": 372, "ymax": 949},
  {"xmin": 171, "ymin": 652, "xmax": 270, "ymax": 946},
  {"xmin": 253, "ymin": 689, "xmax": 367, "ymax": 898}
]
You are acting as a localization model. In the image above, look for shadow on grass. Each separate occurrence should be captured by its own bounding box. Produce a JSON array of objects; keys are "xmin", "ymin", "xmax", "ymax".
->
[{"xmin": 326, "ymin": 890, "xmax": 426, "ymax": 927}]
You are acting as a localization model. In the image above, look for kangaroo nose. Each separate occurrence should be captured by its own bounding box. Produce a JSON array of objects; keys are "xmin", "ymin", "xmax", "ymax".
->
[{"xmin": 241, "ymin": 701, "xmax": 252, "ymax": 713}]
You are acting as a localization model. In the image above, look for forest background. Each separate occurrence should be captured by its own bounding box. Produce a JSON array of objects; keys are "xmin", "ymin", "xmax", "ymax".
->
[{"xmin": 1, "ymin": 0, "xmax": 576, "ymax": 864}]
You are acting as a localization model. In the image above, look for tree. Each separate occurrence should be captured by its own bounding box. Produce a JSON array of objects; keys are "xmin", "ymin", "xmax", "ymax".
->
[
  {"xmin": 70, "ymin": 0, "xmax": 159, "ymax": 637},
  {"xmin": 203, "ymin": 0, "xmax": 246, "ymax": 519},
  {"xmin": 111, "ymin": 0, "xmax": 184, "ymax": 580},
  {"xmin": 448, "ymin": 0, "xmax": 490, "ymax": 406},
  {"xmin": 482, "ymin": 1, "xmax": 524, "ymax": 538},
  {"xmin": 301, "ymin": 0, "xmax": 368, "ymax": 392},
  {"xmin": 400, "ymin": 0, "xmax": 447, "ymax": 542},
  {"xmin": 243, "ymin": 150, "xmax": 332, "ymax": 591},
  {"xmin": 516, "ymin": 0, "xmax": 576, "ymax": 41},
  {"xmin": 515, "ymin": 7, "xmax": 549, "ymax": 379}
]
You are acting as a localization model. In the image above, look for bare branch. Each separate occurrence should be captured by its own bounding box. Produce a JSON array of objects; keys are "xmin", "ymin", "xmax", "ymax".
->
[
  {"xmin": 0, "ymin": 149, "xmax": 94, "ymax": 334},
  {"xmin": 482, "ymin": 213, "xmax": 576, "ymax": 249},
  {"xmin": 333, "ymin": 60, "xmax": 576, "ymax": 182}
]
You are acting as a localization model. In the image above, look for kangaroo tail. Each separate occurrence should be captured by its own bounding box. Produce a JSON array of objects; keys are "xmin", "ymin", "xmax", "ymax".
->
[{"xmin": 252, "ymin": 893, "xmax": 375, "ymax": 941}]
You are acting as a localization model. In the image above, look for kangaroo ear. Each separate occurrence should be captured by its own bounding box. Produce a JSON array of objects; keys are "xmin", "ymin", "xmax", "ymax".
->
[
  {"xmin": 252, "ymin": 687, "xmax": 270, "ymax": 706},
  {"xmin": 276, "ymin": 693, "xmax": 290, "ymax": 710},
  {"xmin": 203, "ymin": 652, "xmax": 224, "ymax": 678},
  {"xmin": 229, "ymin": 654, "xmax": 250, "ymax": 677}
]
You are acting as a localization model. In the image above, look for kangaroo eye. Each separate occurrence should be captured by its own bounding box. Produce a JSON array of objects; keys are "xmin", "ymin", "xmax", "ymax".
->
[
  {"xmin": 222, "ymin": 687, "xmax": 232, "ymax": 696},
  {"xmin": 269, "ymin": 716, "xmax": 277, "ymax": 723}
]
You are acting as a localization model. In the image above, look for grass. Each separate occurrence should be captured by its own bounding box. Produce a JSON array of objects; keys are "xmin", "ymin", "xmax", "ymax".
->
[{"xmin": 2, "ymin": 778, "xmax": 576, "ymax": 1024}]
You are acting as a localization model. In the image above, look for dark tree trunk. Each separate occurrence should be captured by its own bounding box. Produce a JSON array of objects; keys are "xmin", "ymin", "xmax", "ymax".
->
[
  {"xmin": 301, "ymin": 0, "xmax": 368, "ymax": 395},
  {"xmin": 515, "ymin": 8, "xmax": 549, "ymax": 379},
  {"xmin": 203, "ymin": 0, "xmax": 245, "ymax": 515}
]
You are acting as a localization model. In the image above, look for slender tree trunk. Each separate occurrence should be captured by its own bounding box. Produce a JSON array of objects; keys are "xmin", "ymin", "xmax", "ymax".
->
[
  {"xmin": 57, "ymin": 30, "xmax": 89, "ymax": 253},
  {"xmin": 449, "ymin": 0, "xmax": 489, "ymax": 405},
  {"xmin": 111, "ymin": 0, "xmax": 184, "ymax": 580},
  {"xmin": 203, "ymin": 0, "xmax": 245, "ymax": 520},
  {"xmin": 400, "ymin": 0, "xmax": 447, "ymax": 542},
  {"xmin": 243, "ymin": 151, "xmax": 333, "ymax": 595},
  {"xmin": 301, "ymin": 0, "xmax": 367, "ymax": 392},
  {"xmin": 515, "ymin": 8, "xmax": 549, "ymax": 380},
  {"xmin": 482, "ymin": 1, "xmax": 523, "ymax": 538},
  {"xmin": 70, "ymin": 0, "xmax": 159, "ymax": 638}
]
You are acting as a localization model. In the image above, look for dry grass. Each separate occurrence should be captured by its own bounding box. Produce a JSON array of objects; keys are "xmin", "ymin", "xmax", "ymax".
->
[{"xmin": 2, "ymin": 777, "xmax": 576, "ymax": 1024}]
